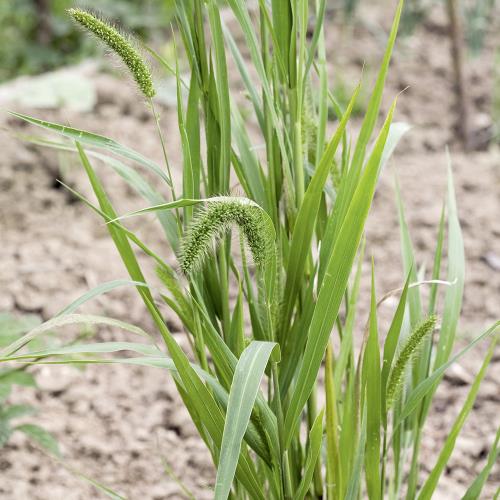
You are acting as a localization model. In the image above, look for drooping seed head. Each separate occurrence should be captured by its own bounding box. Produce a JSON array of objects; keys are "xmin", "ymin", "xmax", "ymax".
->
[
  {"xmin": 180, "ymin": 197, "xmax": 274, "ymax": 276},
  {"xmin": 386, "ymin": 315, "xmax": 437, "ymax": 408},
  {"xmin": 68, "ymin": 8, "xmax": 155, "ymax": 98}
]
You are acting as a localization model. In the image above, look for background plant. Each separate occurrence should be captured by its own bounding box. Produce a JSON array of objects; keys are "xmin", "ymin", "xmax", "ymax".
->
[
  {"xmin": 4, "ymin": 1, "xmax": 499, "ymax": 499},
  {"xmin": 0, "ymin": 0, "xmax": 174, "ymax": 82},
  {"xmin": 0, "ymin": 313, "xmax": 59, "ymax": 455}
]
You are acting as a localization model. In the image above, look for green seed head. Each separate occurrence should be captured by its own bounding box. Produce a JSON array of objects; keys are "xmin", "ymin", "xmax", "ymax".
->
[
  {"xmin": 386, "ymin": 315, "xmax": 437, "ymax": 408},
  {"xmin": 301, "ymin": 83, "xmax": 318, "ymax": 163},
  {"xmin": 68, "ymin": 8, "xmax": 155, "ymax": 98},
  {"xmin": 180, "ymin": 197, "xmax": 274, "ymax": 275}
]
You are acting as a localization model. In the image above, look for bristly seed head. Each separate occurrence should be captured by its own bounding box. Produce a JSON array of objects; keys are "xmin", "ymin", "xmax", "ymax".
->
[
  {"xmin": 68, "ymin": 8, "xmax": 155, "ymax": 98},
  {"xmin": 386, "ymin": 315, "xmax": 437, "ymax": 408},
  {"xmin": 180, "ymin": 197, "xmax": 274, "ymax": 276}
]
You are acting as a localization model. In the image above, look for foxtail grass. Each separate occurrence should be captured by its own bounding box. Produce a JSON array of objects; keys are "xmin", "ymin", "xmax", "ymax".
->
[
  {"xmin": 386, "ymin": 315, "xmax": 437, "ymax": 408},
  {"xmin": 68, "ymin": 8, "xmax": 155, "ymax": 98},
  {"xmin": 5, "ymin": 2, "xmax": 499, "ymax": 499},
  {"xmin": 180, "ymin": 197, "xmax": 274, "ymax": 275}
]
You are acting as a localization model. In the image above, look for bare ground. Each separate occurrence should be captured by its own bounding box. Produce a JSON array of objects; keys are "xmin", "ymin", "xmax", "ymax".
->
[{"xmin": 0, "ymin": 3, "xmax": 499, "ymax": 499}]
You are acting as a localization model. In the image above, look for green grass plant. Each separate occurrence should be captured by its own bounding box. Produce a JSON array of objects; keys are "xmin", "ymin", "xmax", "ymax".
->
[
  {"xmin": 0, "ymin": 313, "xmax": 59, "ymax": 456},
  {"xmin": 4, "ymin": 1, "xmax": 499, "ymax": 498}
]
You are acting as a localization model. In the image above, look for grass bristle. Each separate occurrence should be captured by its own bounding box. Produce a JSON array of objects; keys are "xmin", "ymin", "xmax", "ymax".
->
[{"xmin": 68, "ymin": 8, "xmax": 155, "ymax": 98}]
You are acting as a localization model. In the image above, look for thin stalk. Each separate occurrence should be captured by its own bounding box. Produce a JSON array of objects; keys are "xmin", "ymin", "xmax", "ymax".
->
[
  {"xmin": 381, "ymin": 431, "xmax": 388, "ymax": 500},
  {"xmin": 307, "ymin": 384, "xmax": 323, "ymax": 498},
  {"xmin": 405, "ymin": 424, "xmax": 423, "ymax": 500},
  {"xmin": 293, "ymin": 120, "xmax": 305, "ymax": 208},
  {"xmin": 315, "ymin": 0, "xmax": 328, "ymax": 163},
  {"xmin": 260, "ymin": 6, "xmax": 279, "ymax": 227},
  {"xmin": 272, "ymin": 363, "xmax": 291, "ymax": 500},
  {"xmin": 149, "ymin": 99, "xmax": 177, "ymax": 200},
  {"xmin": 149, "ymin": 98, "xmax": 182, "ymax": 235},
  {"xmin": 191, "ymin": 296, "xmax": 209, "ymax": 372},
  {"xmin": 392, "ymin": 395, "xmax": 406, "ymax": 498},
  {"xmin": 282, "ymin": 452, "xmax": 293, "ymax": 500},
  {"xmin": 292, "ymin": 0, "xmax": 308, "ymax": 209},
  {"xmin": 326, "ymin": 342, "xmax": 342, "ymax": 499},
  {"xmin": 193, "ymin": 0, "xmax": 209, "ymax": 89},
  {"xmin": 405, "ymin": 205, "xmax": 446, "ymax": 498},
  {"xmin": 217, "ymin": 243, "xmax": 231, "ymax": 341}
]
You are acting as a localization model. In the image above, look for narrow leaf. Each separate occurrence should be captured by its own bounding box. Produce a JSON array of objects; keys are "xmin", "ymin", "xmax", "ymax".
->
[
  {"xmin": 284, "ymin": 100, "xmax": 396, "ymax": 448},
  {"xmin": 363, "ymin": 265, "xmax": 381, "ymax": 500},
  {"xmin": 398, "ymin": 321, "xmax": 499, "ymax": 423},
  {"xmin": 417, "ymin": 338, "xmax": 497, "ymax": 500},
  {"xmin": 462, "ymin": 425, "xmax": 500, "ymax": 500},
  {"xmin": 280, "ymin": 84, "xmax": 360, "ymax": 339},
  {"xmin": 16, "ymin": 424, "xmax": 60, "ymax": 457},
  {"xmin": 9, "ymin": 111, "xmax": 170, "ymax": 184},
  {"xmin": 215, "ymin": 341, "xmax": 279, "ymax": 500},
  {"xmin": 295, "ymin": 409, "xmax": 325, "ymax": 500},
  {"xmin": 0, "ymin": 314, "xmax": 151, "ymax": 358}
]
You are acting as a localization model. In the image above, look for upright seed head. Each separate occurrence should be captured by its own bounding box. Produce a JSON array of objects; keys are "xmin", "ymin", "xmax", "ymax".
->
[
  {"xmin": 386, "ymin": 315, "xmax": 437, "ymax": 408},
  {"xmin": 68, "ymin": 8, "xmax": 155, "ymax": 98},
  {"xmin": 301, "ymin": 83, "xmax": 318, "ymax": 163},
  {"xmin": 180, "ymin": 197, "xmax": 274, "ymax": 276}
]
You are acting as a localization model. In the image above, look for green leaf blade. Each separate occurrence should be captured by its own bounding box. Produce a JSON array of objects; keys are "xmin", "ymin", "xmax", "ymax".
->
[
  {"xmin": 417, "ymin": 338, "xmax": 498, "ymax": 500},
  {"xmin": 16, "ymin": 423, "xmax": 60, "ymax": 457},
  {"xmin": 215, "ymin": 341, "xmax": 279, "ymax": 500},
  {"xmin": 284, "ymin": 99, "xmax": 396, "ymax": 448}
]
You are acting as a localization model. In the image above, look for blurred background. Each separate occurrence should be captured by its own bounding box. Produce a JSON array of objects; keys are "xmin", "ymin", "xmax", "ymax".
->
[
  {"xmin": 0, "ymin": 0, "xmax": 498, "ymax": 146},
  {"xmin": 0, "ymin": 0, "xmax": 174, "ymax": 82},
  {"xmin": 0, "ymin": 0, "xmax": 496, "ymax": 70}
]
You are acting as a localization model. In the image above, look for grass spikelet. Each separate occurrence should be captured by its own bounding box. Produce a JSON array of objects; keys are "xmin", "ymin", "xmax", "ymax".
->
[
  {"xmin": 386, "ymin": 315, "xmax": 438, "ymax": 407},
  {"xmin": 302, "ymin": 83, "xmax": 318, "ymax": 163},
  {"xmin": 180, "ymin": 197, "xmax": 273, "ymax": 275},
  {"xmin": 68, "ymin": 8, "xmax": 155, "ymax": 98}
]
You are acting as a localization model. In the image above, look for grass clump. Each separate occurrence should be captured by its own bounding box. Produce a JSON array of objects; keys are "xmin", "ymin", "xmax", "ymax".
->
[{"xmin": 4, "ymin": 0, "xmax": 499, "ymax": 499}]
